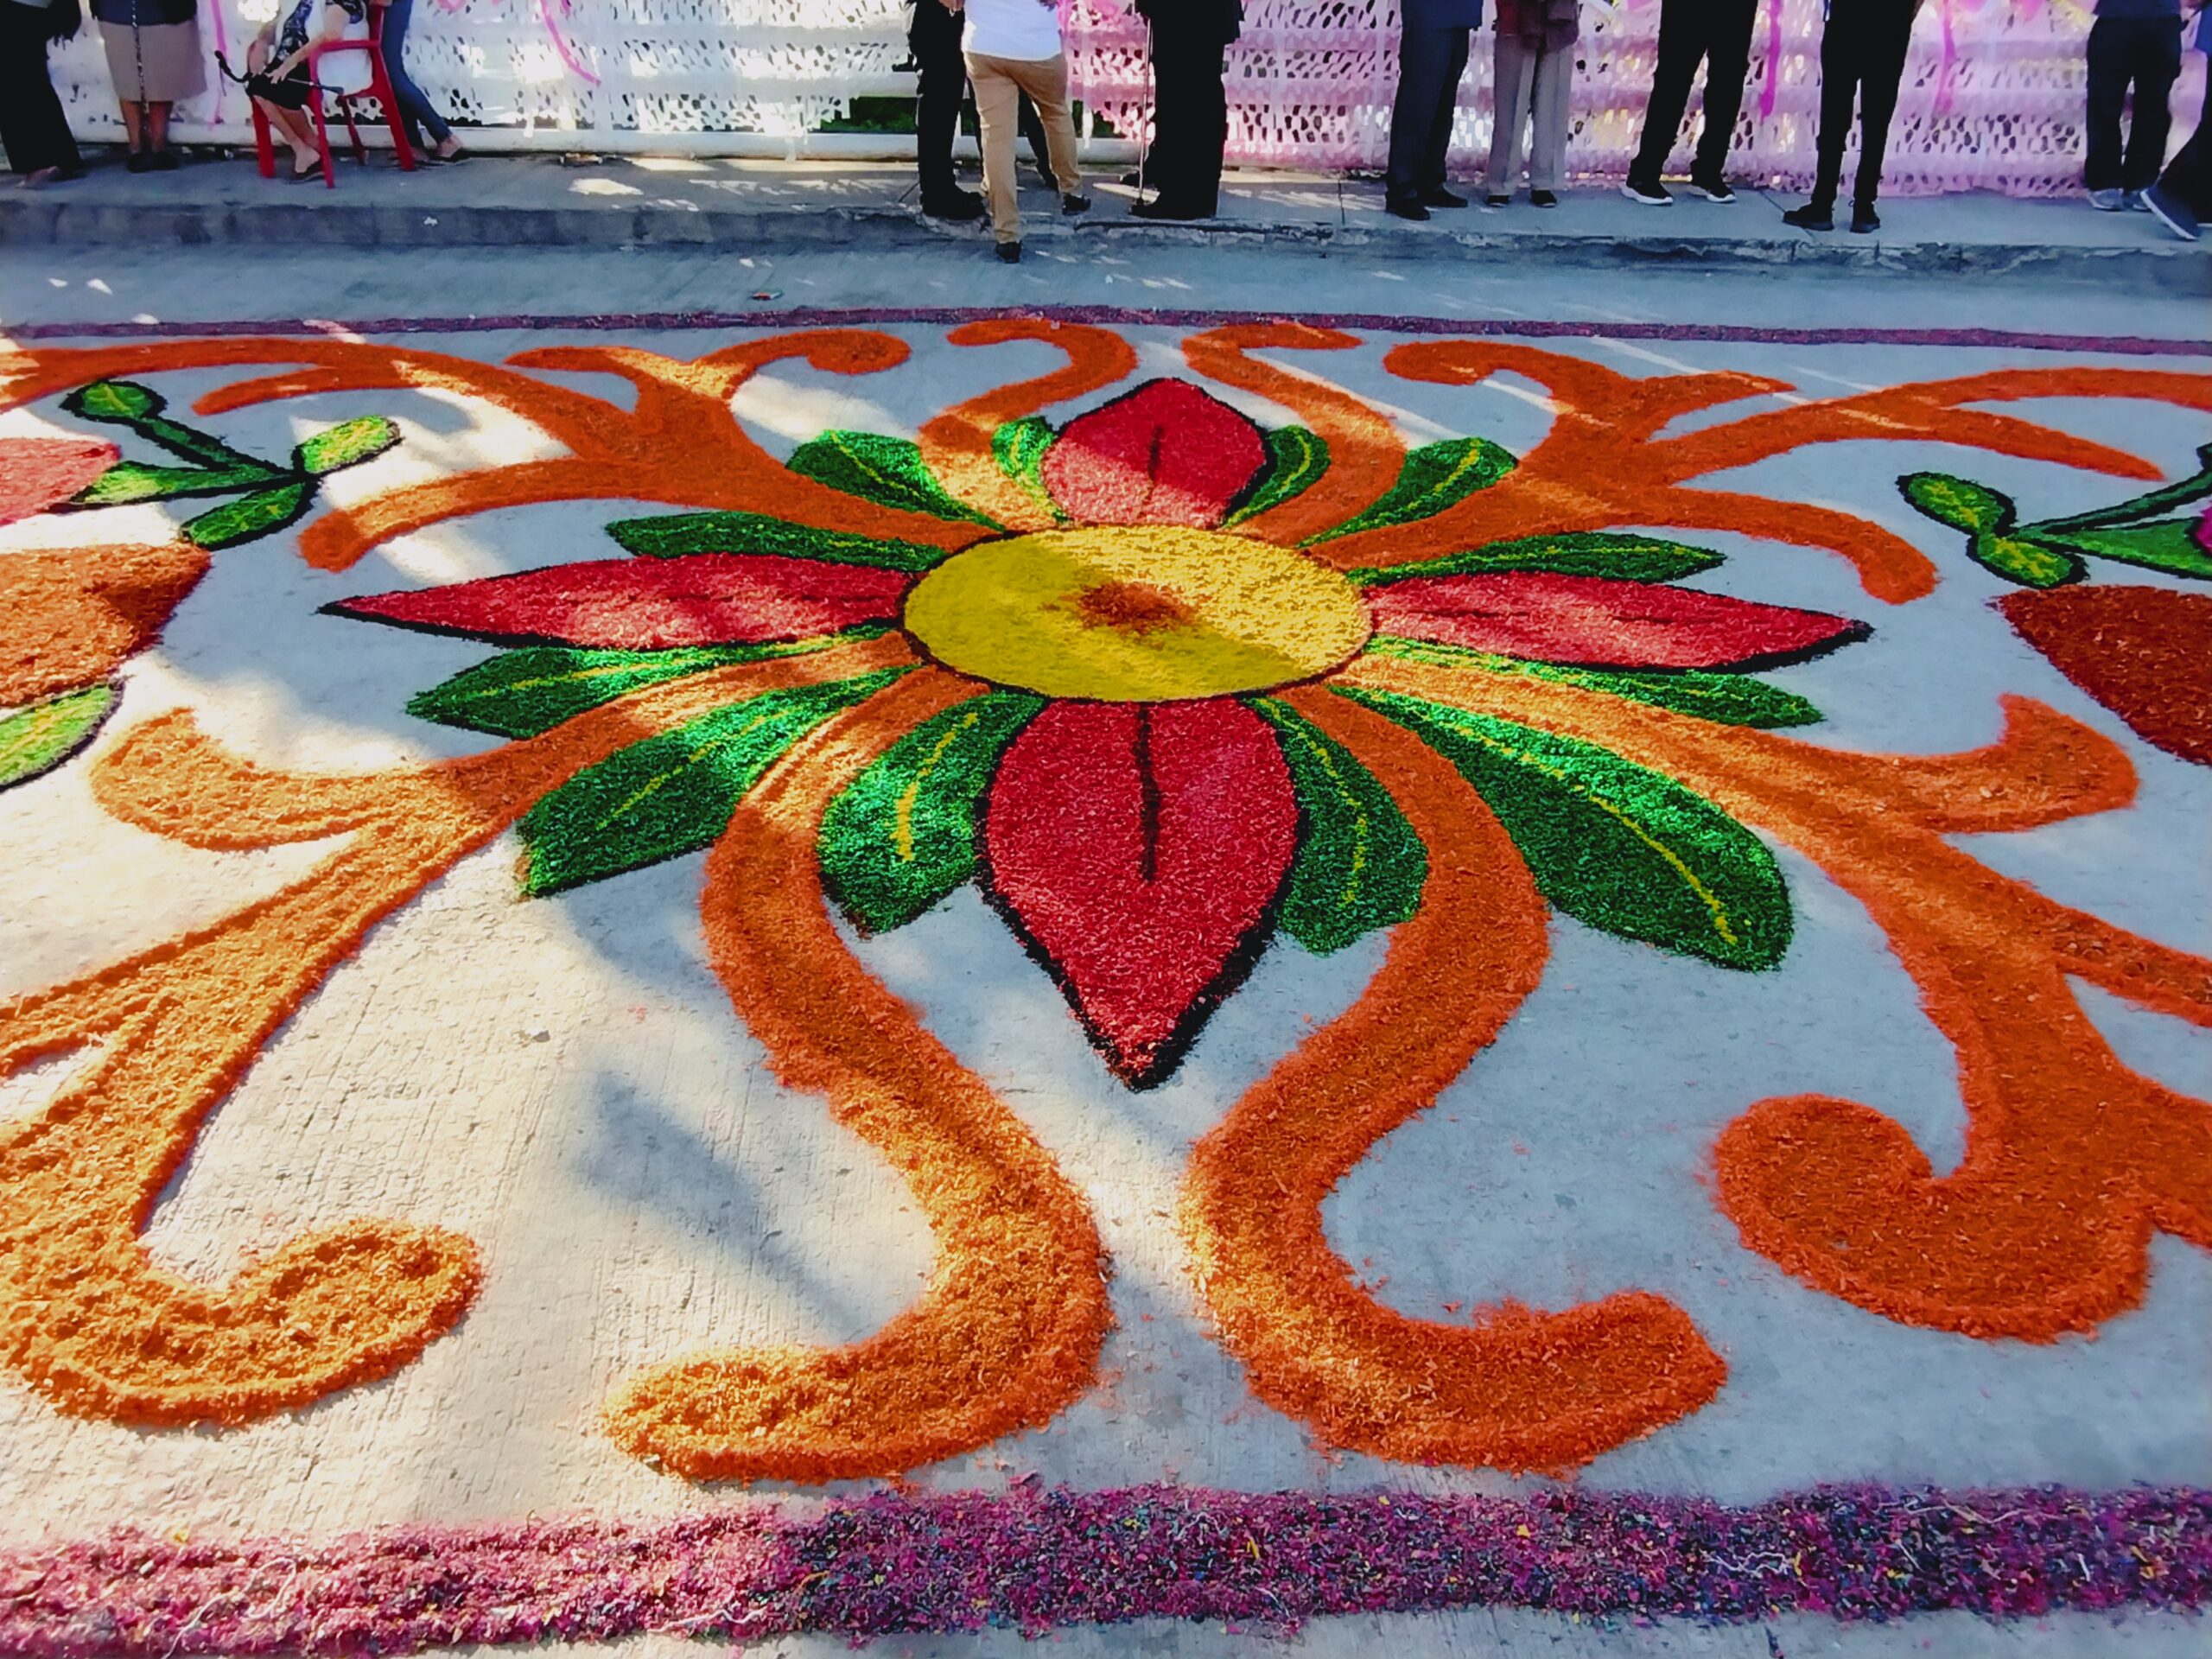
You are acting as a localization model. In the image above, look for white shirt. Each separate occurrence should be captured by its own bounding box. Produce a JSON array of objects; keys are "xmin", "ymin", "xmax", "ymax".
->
[{"xmin": 961, "ymin": 0, "xmax": 1064, "ymax": 60}]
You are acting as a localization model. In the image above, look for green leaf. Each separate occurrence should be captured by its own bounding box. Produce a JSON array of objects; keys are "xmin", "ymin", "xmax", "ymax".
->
[
  {"xmin": 72, "ymin": 459, "xmax": 278, "ymax": 506},
  {"xmin": 182, "ymin": 480, "xmax": 316, "ymax": 550},
  {"xmin": 1224, "ymin": 427, "xmax": 1330, "ymax": 528},
  {"xmin": 1306, "ymin": 437, "xmax": 1516, "ymax": 543},
  {"xmin": 406, "ymin": 631, "xmax": 885, "ymax": 740},
  {"xmin": 0, "ymin": 683, "xmax": 118, "ymax": 791},
  {"xmin": 1899, "ymin": 472, "xmax": 2015, "ymax": 537},
  {"xmin": 1341, "ymin": 686, "xmax": 1792, "ymax": 969},
  {"xmin": 64, "ymin": 380, "xmax": 162, "ymax": 423},
  {"xmin": 1364, "ymin": 637, "xmax": 1823, "ymax": 728},
  {"xmin": 991, "ymin": 416, "xmax": 1063, "ymax": 521},
  {"xmin": 785, "ymin": 431, "xmax": 999, "ymax": 527},
  {"xmin": 1249, "ymin": 698, "xmax": 1426, "ymax": 954},
  {"xmin": 2031, "ymin": 442, "xmax": 2212, "ymax": 535},
  {"xmin": 295, "ymin": 416, "xmax": 400, "ymax": 476},
  {"xmin": 1967, "ymin": 533, "xmax": 2082, "ymax": 588},
  {"xmin": 819, "ymin": 690, "xmax": 1044, "ymax": 933},
  {"xmin": 1350, "ymin": 531, "xmax": 1725, "ymax": 588},
  {"xmin": 518, "ymin": 668, "xmax": 907, "ymax": 897},
  {"xmin": 2040, "ymin": 518, "xmax": 2212, "ymax": 581},
  {"xmin": 606, "ymin": 511, "xmax": 952, "ymax": 573}
]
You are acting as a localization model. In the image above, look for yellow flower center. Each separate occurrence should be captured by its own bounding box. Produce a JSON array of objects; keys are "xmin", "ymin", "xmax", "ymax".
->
[{"xmin": 902, "ymin": 526, "xmax": 1372, "ymax": 702}]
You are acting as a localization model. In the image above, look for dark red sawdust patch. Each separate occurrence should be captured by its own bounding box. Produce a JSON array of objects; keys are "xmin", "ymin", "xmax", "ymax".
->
[
  {"xmin": 1070, "ymin": 580, "xmax": 1197, "ymax": 633},
  {"xmin": 1040, "ymin": 379, "xmax": 1268, "ymax": 530},
  {"xmin": 1999, "ymin": 584, "xmax": 2212, "ymax": 767},
  {"xmin": 0, "ymin": 436, "xmax": 119, "ymax": 526},
  {"xmin": 328, "ymin": 554, "xmax": 910, "ymax": 650},
  {"xmin": 1368, "ymin": 571, "xmax": 1868, "ymax": 671},
  {"xmin": 982, "ymin": 698, "xmax": 1296, "ymax": 1087}
]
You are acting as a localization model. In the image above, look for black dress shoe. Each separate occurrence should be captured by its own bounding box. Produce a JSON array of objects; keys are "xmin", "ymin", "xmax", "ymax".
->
[
  {"xmin": 922, "ymin": 189, "xmax": 987, "ymax": 221},
  {"xmin": 1129, "ymin": 197, "xmax": 1213, "ymax": 221},
  {"xmin": 1851, "ymin": 202, "xmax": 1881, "ymax": 233},
  {"xmin": 1061, "ymin": 193, "xmax": 1090, "ymax": 215},
  {"xmin": 1783, "ymin": 201, "xmax": 1834, "ymax": 232},
  {"xmin": 995, "ymin": 241, "xmax": 1022, "ymax": 263},
  {"xmin": 1423, "ymin": 187, "xmax": 1468, "ymax": 208},
  {"xmin": 1385, "ymin": 195, "xmax": 1430, "ymax": 221},
  {"xmin": 125, "ymin": 149, "xmax": 153, "ymax": 174},
  {"xmin": 1529, "ymin": 189, "xmax": 1558, "ymax": 208},
  {"xmin": 147, "ymin": 149, "xmax": 180, "ymax": 172}
]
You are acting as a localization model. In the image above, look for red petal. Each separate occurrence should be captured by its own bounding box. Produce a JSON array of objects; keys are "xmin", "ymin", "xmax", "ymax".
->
[
  {"xmin": 329, "ymin": 555, "xmax": 909, "ymax": 649},
  {"xmin": 1999, "ymin": 585, "xmax": 2212, "ymax": 768},
  {"xmin": 1368, "ymin": 571, "xmax": 1869, "ymax": 671},
  {"xmin": 1041, "ymin": 379, "xmax": 1268, "ymax": 529},
  {"xmin": 0, "ymin": 437, "xmax": 121, "ymax": 526},
  {"xmin": 984, "ymin": 698, "xmax": 1297, "ymax": 1086}
]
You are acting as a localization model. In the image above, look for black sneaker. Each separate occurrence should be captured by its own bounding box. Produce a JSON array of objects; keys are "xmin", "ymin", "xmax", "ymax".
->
[
  {"xmin": 2142, "ymin": 181, "xmax": 2202, "ymax": 242},
  {"xmin": 1129, "ymin": 197, "xmax": 1213, "ymax": 221},
  {"xmin": 1687, "ymin": 175, "xmax": 1735, "ymax": 203},
  {"xmin": 1783, "ymin": 201, "xmax": 1834, "ymax": 232},
  {"xmin": 1385, "ymin": 195, "xmax": 1430, "ymax": 221},
  {"xmin": 1851, "ymin": 202, "xmax": 1881, "ymax": 234},
  {"xmin": 996, "ymin": 241, "xmax": 1021, "ymax": 263},
  {"xmin": 1530, "ymin": 189, "xmax": 1559, "ymax": 208},
  {"xmin": 1061, "ymin": 193, "xmax": 1090, "ymax": 215},
  {"xmin": 922, "ymin": 190, "xmax": 986, "ymax": 221},
  {"xmin": 1423, "ymin": 186, "xmax": 1469, "ymax": 208},
  {"xmin": 1484, "ymin": 192, "xmax": 1511, "ymax": 207},
  {"xmin": 1620, "ymin": 177, "xmax": 1672, "ymax": 207}
]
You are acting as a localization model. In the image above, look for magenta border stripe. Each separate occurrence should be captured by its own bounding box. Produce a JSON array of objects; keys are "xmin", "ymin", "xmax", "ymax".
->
[
  {"xmin": 3, "ymin": 1484, "xmax": 2205, "ymax": 1655},
  {"xmin": 5, "ymin": 306, "xmax": 2208, "ymax": 355}
]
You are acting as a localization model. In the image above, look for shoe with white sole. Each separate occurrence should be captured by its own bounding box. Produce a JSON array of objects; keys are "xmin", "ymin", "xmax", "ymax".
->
[
  {"xmin": 1619, "ymin": 178, "xmax": 1672, "ymax": 206},
  {"xmin": 1687, "ymin": 175, "xmax": 1736, "ymax": 203},
  {"xmin": 2088, "ymin": 188, "xmax": 2127, "ymax": 211},
  {"xmin": 2141, "ymin": 182, "xmax": 2202, "ymax": 241}
]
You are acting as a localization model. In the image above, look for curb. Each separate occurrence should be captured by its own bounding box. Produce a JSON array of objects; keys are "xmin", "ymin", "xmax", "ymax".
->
[{"xmin": 3, "ymin": 194, "xmax": 2205, "ymax": 291}]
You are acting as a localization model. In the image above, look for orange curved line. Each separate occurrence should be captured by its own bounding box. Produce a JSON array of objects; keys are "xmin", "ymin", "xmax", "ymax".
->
[
  {"xmin": 917, "ymin": 319, "xmax": 1140, "ymax": 532},
  {"xmin": 0, "ymin": 639, "xmax": 909, "ymax": 1427},
  {"xmin": 1179, "ymin": 684, "xmax": 1725, "ymax": 1471},
  {"xmin": 605, "ymin": 667, "xmax": 1112, "ymax": 1481},
  {"xmin": 1179, "ymin": 323, "xmax": 1407, "ymax": 545}
]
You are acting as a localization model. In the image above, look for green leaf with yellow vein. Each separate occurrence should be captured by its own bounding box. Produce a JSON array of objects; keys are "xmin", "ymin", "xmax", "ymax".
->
[
  {"xmin": 1349, "ymin": 531, "xmax": 1724, "ymax": 588},
  {"xmin": 407, "ymin": 631, "xmax": 885, "ymax": 740},
  {"xmin": 2037, "ymin": 519, "xmax": 2212, "ymax": 581},
  {"xmin": 182, "ymin": 480, "xmax": 315, "ymax": 550},
  {"xmin": 992, "ymin": 416, "xmax": 1063, "ymax": 520},
  {"xmin": 295, "ymin": 416, "xmax": 400, "ymax": 476},
  {"xmin": 1249, "ymin": 697, "xmax": 1425, "ymax": 954},
  {"xmin": 820, "ymin": 690, "xmax": 1044, "ymax": 934},
  {"xmin": 1306, "ymin": 436, "xmax": 1515, "ymax": 543},
  {"xmin": 1224, "ymin": 427, "xmax": 1329, "ymax": 528},
  {"xmin": 73, "ymin": 459, "xmax": 278, "ymax": 505},
  {"xmin": 786, "ymin": 430, "xmax": 999, "ymax": 527},
  {"xmin": 1899, "ymin": 472, "xmax": 2015, "ymax": 537},
  {"xmin": 605, "ymin": 511, "xmax": 951, "ymax": 573},
  {"xmin": 1363, "ymin": 637, "xmax": 1823, "ymax": 728},
  {"xmin": 1339, "ymin": 686, "xmax": 1791, "ymax": 969},
  {"xmin": 0, "ymin": 683, "xmax": 118, "ymax": 791},
  {"xmin": 518, "ymin": 669, "xmax": 908, "ymax": 898}
]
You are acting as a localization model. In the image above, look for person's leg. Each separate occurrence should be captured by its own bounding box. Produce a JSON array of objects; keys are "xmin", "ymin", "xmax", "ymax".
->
[
  {"xmin": 1850, "ymin": 5, "xmax": 1912, "ymax": 210},
  {"xmin": 2120, "ymin": 18, "xmax": 2183, "ymax": 194},
  {"xmin": 1189, "ymin": 29, "xmax": 1229, "ymax": 212},
  {"xmin": 2161, "ymin": 115, "xmax": 2210, "ymax": 219},
  {"xmin": 381, "ymin": 0, "xmax": 454, "ymax": 151},
  {"xmin": 1419, "ymin": 28, "xmax": 1471, "ymax": 196},
  {"xmin": 1385, "ymin": 27, "xmax": 1452, "ymax": 204},
  {"xmin": 1527, "ymin": 41, "xmax": 1573, "ymax": 194},
  {"xmin": 911, "ymin": 0, "xmax": 969, "ymax": 207},
  {"xmin": 118, "ymin": 100, "xmax": 145, "ymax": 156},
  {"xmin": 1630, "ymin": 0, "xmax": 1704, "ymax": 187},
  {"xmin": 2082, "ymin": 16, "xmax": 2127, "ymax": 193},
  {"xmin": 0, "ymin": 6, "xmax": 79, "ymax": 175},
  {"xmin": 1693, "ymin": 0, "xmax": 1758, "ymax": 184},
  {"xmin": 1146, "ymin": 25, "xmax": 1192, "ymax": 204},
  {"xmin": 965, "ymin": 52, "xmax": 1022, "ymax": 244},
  {"xmin": 1486, "ymin": 32, "xmax": 1534, "ymax": 195},
  {"xmin": 147, "ymin": 101, "xmax": 172, "ymax": 156},
  {"xmin": 1016, "ymin": 89, "xmax": 1052, "ymax": 179},
  {"xmin": 1808, "ymin": 18, "xmax": 1856, "ymax": 210},
  {"xmin": 1013, "ymin": 54, "xmax": 1088, "ymax": 198}
]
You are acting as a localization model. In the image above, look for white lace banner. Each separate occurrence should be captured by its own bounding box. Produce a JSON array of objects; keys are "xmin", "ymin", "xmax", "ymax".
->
[{"xmin": 48, "ymin": 0, "xmax": 2173, "ymax": 195}]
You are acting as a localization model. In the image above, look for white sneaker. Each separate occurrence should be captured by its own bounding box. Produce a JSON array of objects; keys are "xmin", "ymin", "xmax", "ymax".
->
[{"xmin": 2088, "ymin": 188, "xmax": 2127, "ymax": 211}]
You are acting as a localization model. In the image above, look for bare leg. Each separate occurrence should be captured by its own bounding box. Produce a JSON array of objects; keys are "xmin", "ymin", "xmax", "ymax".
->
[
  {"xmin": 147, "ymin": 101, "xmax": 170, "ymax": 153},
  {"xmin": 118, "ymin": 101, "xmax": 144, "ymax": 155},
  {"xmin": 254, "ymin": 98, "xmax": 321, "ymax": 170}
]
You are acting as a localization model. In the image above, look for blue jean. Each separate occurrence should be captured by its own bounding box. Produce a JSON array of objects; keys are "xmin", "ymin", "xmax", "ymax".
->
[{"xmin": 381, "ymin": 0, "xmax": 452, "ymax": 147}]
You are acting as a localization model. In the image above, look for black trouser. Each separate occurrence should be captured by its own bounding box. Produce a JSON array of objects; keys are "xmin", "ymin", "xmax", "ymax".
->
[
  {"xmin": 1146, "ymin": 17, "xmax": 1230, "ymax": 213},
  {"xmin": 2084, "ymin": 15, "xmax": 2183, "ymax": 193},
  {"xmin": 1629, "ymin": 0, "xmax": 1757, "ymax": 186},
  {"xmin": 1385, "ymin": 26, "xmax": 1471, "ymax": 203},
  {"xmin": 2156, "ymin": 114, "xmax": 2209, "ymax": 219},
  {"xmin": 910, "ymin": 0, "xmax": 1053, "ymax": 204},
  {"xmin": 0, "ymin": 3, "xmax": 80, "ymax": 176},
  {"xmin": 1808, "ymin": 0, "xmax": 1917, "ymax": 210}
]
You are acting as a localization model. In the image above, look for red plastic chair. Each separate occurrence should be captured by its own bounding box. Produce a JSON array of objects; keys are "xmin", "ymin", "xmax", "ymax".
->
[{"xmin": 251, "ymin": 8, "xmax": 417, "ymax": 189}]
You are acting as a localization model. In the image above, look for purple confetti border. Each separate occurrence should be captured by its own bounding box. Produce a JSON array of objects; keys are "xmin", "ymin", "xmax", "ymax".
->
[
  {"xmin": 3, "ymin": 1484, "xmax": 2205, "ymax": 1655},
  {"xmin": 4, "ymin": 307, "xmax": 2208, "ymax": 355}
]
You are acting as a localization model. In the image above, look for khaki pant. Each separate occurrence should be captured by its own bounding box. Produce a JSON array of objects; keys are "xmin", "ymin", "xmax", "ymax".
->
[
  {"xmin": 1485, "ymin": 33, "xmax": 1573, "ymax": 195},
  {"xmin": 963, "ymin": 50, "xmax": 1084, "ymax": 245}
]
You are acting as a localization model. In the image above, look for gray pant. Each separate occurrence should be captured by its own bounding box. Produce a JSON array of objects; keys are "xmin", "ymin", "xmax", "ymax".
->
[{"xmin": 1486, "ymin": 32, "xmax": 1573, "ymax": 194}]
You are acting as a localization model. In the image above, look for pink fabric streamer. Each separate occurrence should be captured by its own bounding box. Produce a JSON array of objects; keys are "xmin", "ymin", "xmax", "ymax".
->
[
  {"xmin": 537, "ymin": 0, "xmax": 600, "ymax": 86},
  {"xmin": 1758, "ymin": 0, "xmax": 1784, "ymax": 120},
  {"xmin": 1936, "ymin": 0, "xmax": 1960, "ymax": 116}
]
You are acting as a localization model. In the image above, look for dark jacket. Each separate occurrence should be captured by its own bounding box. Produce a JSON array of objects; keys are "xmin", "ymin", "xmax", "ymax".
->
[
  {"xmin": 90, "ymin": 0, "xmax": 197, "ymax": 24},
  {"xmin": 1401, "ymin": 0, "xmax": 1485, "ymax": 26},
  {"xmin": 1133, "ymin": 0, "xmax": 1243, "ymax": 45}
]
